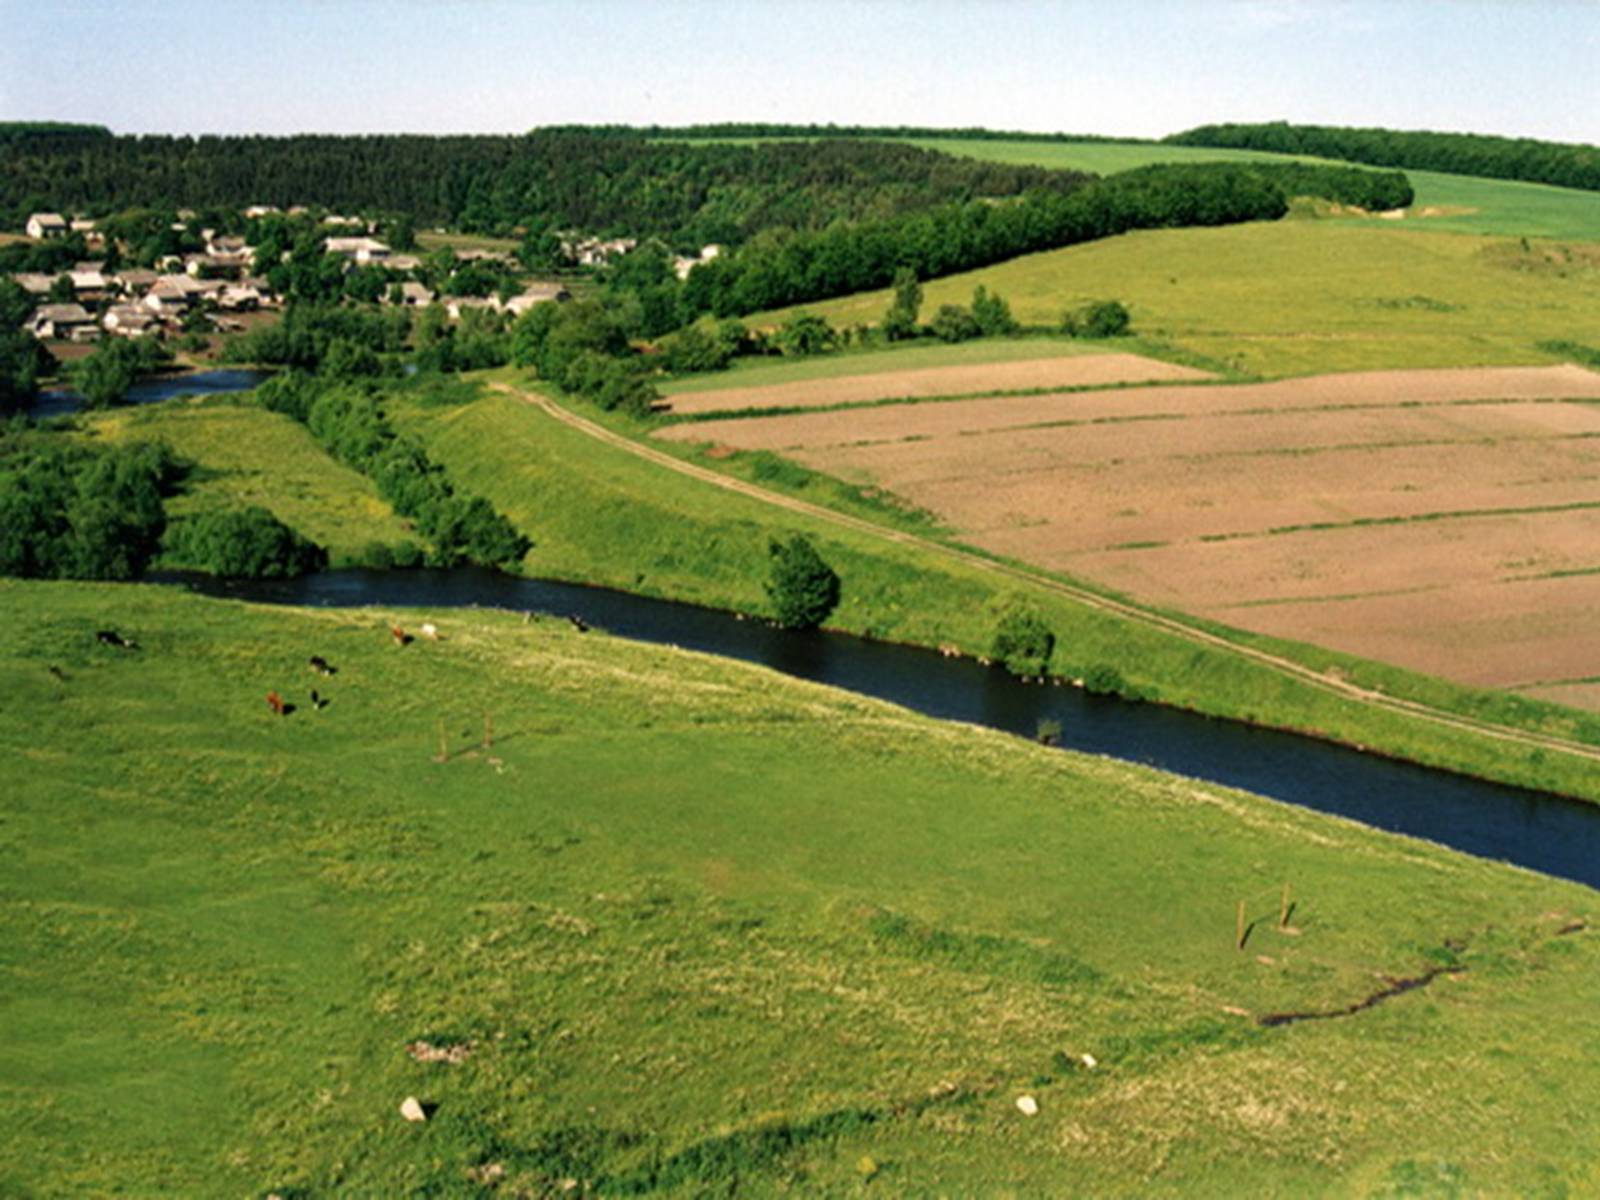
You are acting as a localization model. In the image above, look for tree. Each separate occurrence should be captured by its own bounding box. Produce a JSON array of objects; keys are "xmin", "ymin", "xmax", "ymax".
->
[
  {"xmin": 990, "ymin": 596, "xmax": 1054, "ymax": 678},
  {"xmin": 881, "ymin": 266, "xmax": 923, "ymax": 341},
  {"xmin": 72, "ymin": 339, "xmax": 142, "ymax": 408},
  {"xmin": 775, "ymin": 313, "xmax": 837, "ymax": 357},
  {"xmin": 929, "ymin": 303, "xmax": 980, "ymax": 343},
  {"xmin": 970, "ymin": 285, "xmax": 1019, "ymax": 336},
  {"xmin": 1062, "ymin": 300, "xmax": 1130, "ymax": 338},
  {"xmin": 171, "ymin": 505, "xmax": 327, "ymax": 577},
  {"xmin": 765, "ymin": 534, "xmax": 840, "ymax": 630}
]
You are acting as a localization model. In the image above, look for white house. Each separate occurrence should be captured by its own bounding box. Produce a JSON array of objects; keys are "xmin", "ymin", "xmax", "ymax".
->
[
  {"xmin": 673, "ymin": 243, "xmax": 723, "ymax": 281},
  {"xmin": 501, "ymin": 282, "xmax": 571, "ymax": 316},
  {"xmin": 324, "ymin": 236, "xmax": 391, "ymax": 265},
  {"xmin": 29, "ymin": 303, "xmax": 98, "ymax": 340},
  {"xmin": 25, "ymin": 213, "xmax": 67, "ymax": 240},
  {"xmin": 103, "ymin": 306, "xmax": 159, "ymax": 338}
]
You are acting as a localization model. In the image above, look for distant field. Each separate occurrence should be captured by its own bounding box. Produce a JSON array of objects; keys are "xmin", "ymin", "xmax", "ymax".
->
[
  {"xmin": 903, "ymin": 138, "xmax": 1600, "ymax": 241},
  {"xmin": 414, "ymin": 229, "xmax": 521, "ymax": 254},
  {"xmin": 749, "ymin": 221, "xmax": 1600, "ymax": 379},
  {"xmin": 4, "ymin": 580, "xmax": 1599, "ymax": 1194},
  {"xmin": 85, "ymin": 398, "xmax": 418, "ymax": 561},
  {"xmin": 665, "ymin": 348, "xmax": 1208, "ymax": 414},
  {"xmin": 658, "ymin": 364, "xmax": 1600, "ymax": 702}
]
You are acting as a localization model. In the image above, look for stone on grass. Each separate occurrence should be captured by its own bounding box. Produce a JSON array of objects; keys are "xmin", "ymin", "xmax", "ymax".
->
[{"xmin": 400, "ymin": 1095, "xmax": 428, "ymax": 1122}]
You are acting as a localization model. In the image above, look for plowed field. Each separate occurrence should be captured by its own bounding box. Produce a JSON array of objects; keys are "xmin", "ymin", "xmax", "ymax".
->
[{"xmin": 658, "ymin": 364, "xmax": 1600, "ymax": 703}]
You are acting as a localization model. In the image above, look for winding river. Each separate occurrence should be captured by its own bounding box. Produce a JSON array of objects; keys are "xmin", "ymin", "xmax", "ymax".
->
[
  {"xmin": 34, "ymin": 368, "xmax": 272, "ymax": 419},
  {"xmin": 160, "ymin": 567, "xmax": 1600, "ymax": 891}
]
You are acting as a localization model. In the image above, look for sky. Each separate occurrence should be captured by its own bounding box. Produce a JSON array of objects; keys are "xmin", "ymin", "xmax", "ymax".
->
[{"xmin": 2, "ymin": 1, "xmax": 1598, "ymax": 144}]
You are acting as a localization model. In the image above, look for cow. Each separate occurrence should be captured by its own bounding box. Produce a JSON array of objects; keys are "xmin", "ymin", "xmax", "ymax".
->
[
  {"xmin": 390, "ymin": 624, "xmax": 413, "ymax": 647},
  {"xmin": 266, "ymin": 690, "xmax": 286, "ymax": 716},
  {"xmin": 96, "ymin": 630, "xmax": 137, "ymax": 650},
  {"xmin": 567, "ymin": 614, "xmax": 589, "ymax": 633},
  {"xmin": 308, "ymin": 655, "xmax": 337, "ymax": 676}
]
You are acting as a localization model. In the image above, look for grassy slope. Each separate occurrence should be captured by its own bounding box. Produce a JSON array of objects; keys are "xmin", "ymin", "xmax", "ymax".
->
[
  {"xmin": 750, "ymin": 220, "xmax": 1600, "ymax": 378},
  {"xmin": 84, "ymin": 397, "xmax": 418, "ymax": 562},
  {"xmin": 389, "ymin": 382, "xmax": 1600, "ymax": 802},
  {"xmin": 3, "ymin": 580, "xmax": 1597, "ymax": 1195}
]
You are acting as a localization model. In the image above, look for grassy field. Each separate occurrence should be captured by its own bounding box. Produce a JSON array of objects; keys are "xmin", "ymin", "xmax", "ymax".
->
[
  {"xmin": 749, "ymin": 220, "xmax": 1600, "ymax": 378},
  {"xmin": 386, "ymin": 379, "xmax": 1600, "ymax": 802},
  {"xmin": 4, "ymin": 579, "xmax": 1598, "ymax": 1195},
  {"xmin": 83, "ymin": 396, "xmax": 419, "ymax": 564},
  {"xmin": 901, "ymin": 138, "xmax": 1600, "ymax": 241}
]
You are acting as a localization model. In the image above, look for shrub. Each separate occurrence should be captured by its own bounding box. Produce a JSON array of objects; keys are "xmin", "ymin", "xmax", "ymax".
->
[
  {"xmin": 971, "ymin": 285, "xmax": 1019, "ymax": 336},
  {"xmin": 929, "ymin": 304, "xmax": 981, "ymax": 343},
  {"xmin": 1082, "ymin": 662, "xmax": 1127, "ymax": 696},
  {"xmin": 170, "ymin": 505, "xmax": 327, "ymax": 578},
  {"xmin": 990, "ymin": 597, "xmax": 1054, "ymax": 677},
  {"xmin": 765, "ymin": 534, "xmax": 841, "ymax": 629},
  {"xmin": 1062, "ymin": 300, "xmax": 1131, "ymax": 338},
  {"xmin": 775, "ymin": 313, "xmax": 838, "ymax": 357}
]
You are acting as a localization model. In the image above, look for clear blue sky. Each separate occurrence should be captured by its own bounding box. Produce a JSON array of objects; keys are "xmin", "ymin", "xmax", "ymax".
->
[{"xmin": 3, "ymin": 1, "xmax": 1597, "ymax": 144}]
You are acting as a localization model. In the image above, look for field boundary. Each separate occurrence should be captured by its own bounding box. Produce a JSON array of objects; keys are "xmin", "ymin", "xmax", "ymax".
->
[{"xmin": 492, "ymin": 381, "xmax": 1600, "ymax": 770}]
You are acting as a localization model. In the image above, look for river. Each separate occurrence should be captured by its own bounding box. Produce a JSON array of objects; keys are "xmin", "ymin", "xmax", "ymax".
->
[
  {"xmin": 157, "ymin": 566, "xmax": 1600, "ymax": 891},
  {"xmin": 34, "ymin": 368, "xmax": 273, "ymax": 419}
]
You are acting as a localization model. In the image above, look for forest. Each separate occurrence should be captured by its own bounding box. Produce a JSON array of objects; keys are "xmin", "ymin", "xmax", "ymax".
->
[
  {"xmin": 1169, "ymin": 121, "xmax": 1600, "ymax": 193},
  {"xmin": 0, "ymin": 129, "xmax": 1086, "ymax": 245}
]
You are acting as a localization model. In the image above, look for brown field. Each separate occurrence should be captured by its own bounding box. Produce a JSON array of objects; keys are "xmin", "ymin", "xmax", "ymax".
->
[
  {"xmin": 665, "ymin": 352, "xmax": 1210, "ymax": 414},
  {"xmin": 658, "ymin": 364, "xmax": 1600, "ymax": 704}
]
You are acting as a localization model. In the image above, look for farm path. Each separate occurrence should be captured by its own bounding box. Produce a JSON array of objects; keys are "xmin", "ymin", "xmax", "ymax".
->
[{"xmin": 494, "ymin": 381, "xmax": 1600, "ymax": 770}]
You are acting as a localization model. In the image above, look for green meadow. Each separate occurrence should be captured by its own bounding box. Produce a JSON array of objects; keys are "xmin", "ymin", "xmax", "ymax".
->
[
  {"xmin": 3, "ymin": 580, "xmax": 1597, "ymax": 1195},
  {"xmin": 83, "ymin": 396, "xmax": 418, "ymax": 563},
  {"xmin": 750, "ymin": 220, "xmax": 1600, "ymax": 378}
]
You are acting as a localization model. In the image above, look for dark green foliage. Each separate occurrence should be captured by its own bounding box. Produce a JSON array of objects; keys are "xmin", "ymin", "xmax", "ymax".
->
[
  {"xmin": 0, "ymin": 325, "xmax": 50, "ymax": 414},
  {"xmin": 70, "ymin": 338, "xmax": 171, "ymax": 409},
  {"xmin": 223, "ymin": 301, "xmax": 409, "ymax": 373},
  {"xmin": 169, "ymin": 506, "xmax": 327, "ymax": 578},
  {"xmin": 1081, "ymin": 663, "xmax": 1127, "ymax": 697},
  {"xmin": 295, "ymin": 380, "xmax": 530, "ymax": 569},
  {"xmin": 774, "ymin": 313, "xmax": 838, "ymax": 357},
  {"xmin": 929, "ymin": 304, "xmax": 981, "ymax": 343},
  {"xmin": 991, "ymin": 598, "xmax": 1055, "ymax": 677},
  {"xmin": 1537, "ymin": 339, "xmax": 1600, "ymax": 368},
  {"xmin": 1063, "ymin": 300, "xmax": 1131, "ymax": 338},
  {"xmin": 660, "ymin": 326, "xmax": 732, "ymax": 374},
  {"xmin": 1171, "ymin": 120, "xmax": 1598, "ymax": 194},
  {"xmin": 970, "ymin": 285, "xmax": 1019, "ymax": 336},
  {"xmin": 765, "ymin": 534, "xmax": 841, "ymax": 629},
  {"xmin": 0, "ymin": 439, "xmax": 178, "ymax": 579},
  {"xmin": 881, "ymin": 267, "xmax": 923, "ymax": 341}
]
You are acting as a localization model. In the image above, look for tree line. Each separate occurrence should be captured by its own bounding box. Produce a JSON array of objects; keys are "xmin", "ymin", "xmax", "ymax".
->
[
  {"xmin": 0, "ymin": 132, "xmax": 1085, "ymax": 245},
  {"xmin": 1169, "ymin": 121, "xmax": 1600, "ymax": 193}
]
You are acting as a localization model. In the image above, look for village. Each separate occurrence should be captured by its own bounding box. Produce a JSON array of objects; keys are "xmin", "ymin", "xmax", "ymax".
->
[{"xmin": 7, "ymin": 207, "xmax": 714, "ymax": 355}]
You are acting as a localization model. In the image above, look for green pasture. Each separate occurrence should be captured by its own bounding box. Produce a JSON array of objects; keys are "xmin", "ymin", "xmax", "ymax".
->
[
  {"xmin": 749, "ymin": 220, "xmax": 1600, "ymax": 378},
  {"xmin": 386, "ymin": 381, "xmax": 1600, "ymax": 801},
  {"xmin": 3, "ymin": 580, "xmax": 1597, "ymax": 1195},
  {"xmin": 84, "ymin": 397, "xmax": 418, "ymax": 563},
  {"xmin": 656, "ymin": 335, "xmax": 1102, "ymax": 396}
]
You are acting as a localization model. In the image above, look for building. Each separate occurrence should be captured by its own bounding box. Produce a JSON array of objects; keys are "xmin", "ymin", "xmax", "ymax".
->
[
  {"xmin": 103, "ymin": 306, "xmax": 159, "ymax": 338},
  {"xmin": 501, "ymin": 282, "xmax": 571, "ymax": 316},
  {"xmin": 25, "ymin": 213, "xmax": 67, "ymax": 240},
  {"xmin": 386, "ymin": 281, "xmax": 435, "ymax": 307},
  {"xmin": 29, "ymin": 303, "xmax": 99, "ymax": 341},
  {"xmin": 324, "ymin": 236, "xmax": 392, "ymax": 265}
]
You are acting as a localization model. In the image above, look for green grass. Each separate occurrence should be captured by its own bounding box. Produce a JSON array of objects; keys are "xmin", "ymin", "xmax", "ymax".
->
[
  {"xmin": 384, "ymin": 379, "xmax": 1600, "ymax": 802},
  {"xmin": 657, "ymin": 335, "xmax": 1103, "ymax": 396},
  {"xmin": 83, "ymin": 396, "xmax": 420, "ymax": 563},
  {"xmin": 4, "ymin": 579, "xmax": 1598, "ymax": 1195},
  {"xmin": 748, "ymin": 220, "xmax": 1600, "ymax": 378}
]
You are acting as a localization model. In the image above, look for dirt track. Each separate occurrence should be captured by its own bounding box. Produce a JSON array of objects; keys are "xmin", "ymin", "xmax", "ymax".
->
[{"xmin": 497, "ymin": 380, "xmax": 1600, "ymax": 763}]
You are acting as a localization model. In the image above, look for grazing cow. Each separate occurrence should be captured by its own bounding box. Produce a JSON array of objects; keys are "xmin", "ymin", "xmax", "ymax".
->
[
  {"xmin": 567, "ymin": 614, "xmax": 589, "ymax": 633},
  {"xmin": 47, "ymin": 665, "xmax": 67, "ymax": 682},
  {"xmin": 420, "ymin": 622, "xmax": 442, "ymax": 641},
  {"xmin": 390, "ymin": 624, "xmax": 413, "ymax": 647},
  {"xmin": 96, "ymin": 630, "xmax": 137, "ymax": 650},
  {"xmin": 266, "ymin": 690, "xmax": 286, "ymax": 716},
  {"xmin": 308, "ymin": 655, "xmax": 336, "ymax": 676},
  {"xmin": 310, "ymin": 689, "xmax": 329, "ymax": 710}
]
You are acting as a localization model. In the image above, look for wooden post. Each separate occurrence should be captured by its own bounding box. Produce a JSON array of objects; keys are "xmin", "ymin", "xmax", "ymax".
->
[
  {"xmin": 1236, "ymin": 900, "xmax": 1246, "ymax": 950},
  {"xmin": 1279, "ymin": 883, "xmax": 1291, "ymax": 930}
]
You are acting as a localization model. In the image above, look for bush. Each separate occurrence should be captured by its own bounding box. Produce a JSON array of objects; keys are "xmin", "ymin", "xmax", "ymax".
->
[
  {"xmin": 765, "ymin": 534, "xmax": 841, "ymax": 629},
  {"xmin": 990, "ymin": 598, "xmax": 1054, "ymax": 677},
  {"xmin": 1062, "ymin": 300, "xmax": 1130, "ymax": 338},
  {"xmin": 970, "ymin": 286, "xmax": 1019, "ymax": 336},
  {"xmin": 170, "ymin": 505, "xmax": 327, "ymax": 578},
  {"xmin": 775, "ymin": 314, "xmax": 838, "ymax": 357},
  {"xmin": 1082, "ymin": 663, "xmax": 1126, "ymax": 696},
  {"xmin": 929, "ymin": 304, "xmax": 980, "ymax": 343}
]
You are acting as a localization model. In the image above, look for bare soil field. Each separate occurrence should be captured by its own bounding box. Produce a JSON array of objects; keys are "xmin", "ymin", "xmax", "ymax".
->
[
  {"xmin": 665, "ymin": 351, "xmax": 1211, "ymax": 414},
  {"xmin": 659, "ymin": 364, "xmax": 1600, "ymax": 700}
]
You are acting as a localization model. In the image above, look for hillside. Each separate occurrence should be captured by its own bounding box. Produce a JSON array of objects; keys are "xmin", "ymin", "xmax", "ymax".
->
[{"xmin": 3, "ymin": 579, "xmax": 1597, "ymax": 1195}]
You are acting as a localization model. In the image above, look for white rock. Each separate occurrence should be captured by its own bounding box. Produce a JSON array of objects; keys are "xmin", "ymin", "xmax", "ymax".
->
[
  {"xmin": 1081, "ymin": 1053, "xmax": 1098, "ymax": 1069},
  {"xmin": 400, "ymin": 1095, "xmax": 427, "ymax": 1122},
  {"xmin": 1016, "ymin": 1094, "xmax": 1039, "ymax": 1116}
]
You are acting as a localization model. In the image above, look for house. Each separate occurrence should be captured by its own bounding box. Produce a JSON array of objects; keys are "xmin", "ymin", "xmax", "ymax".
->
[
  {"xmin": 673, "ymin": 243, "xmax": 723, "ymax": 281},
  {"xmin": 563, "ymin": 235, "xmax": 637, "ymax": 266},
  {"xmin": 501, "ymin": 282, "xmax": 570, "ymax": 316},
  {"xmin": 322, "ymin": 214, "xmax": 365, "ymax": 229},
  {"xmin": 69, "ymin": 218, "xmax": 97, "ymax": 235},
  {"xmin": 25, "ymin": 213, "xmax": 67, "ymax": 240},
  {"xmin": 11, "ymin": 273, "xmax": 55, "ymax": 297},
  {"xmin": 103, "ymin": 306, "xmax": 159, "ymax": 338},
  {"xmin": 69, "ymin": 268, "xmax": 110, "ymax": 301},
  {"xmin": 385, "ymin": 253, "xmax": 422, "ymax": 272},
  {"xmin": 143, "ymin": 281, "xmax": 193, "ymax": 315},
  {"xmin": 324, "ymin": 236, "xmax": 391, "ymax": 265},
  {"xmin": 386, "ymin": 281, "xmax": 435, "ymax": 307},
  {"xmin": 112, "ymin": 268, "xmax": 159, "ymax": 296},
  {"xmin": 218, "ymin": 281, "xmax": 263, "ymax": 311},
  {"xmin": 444, "ymin": 296, "xmax": 497, "ymax": 321},
  {"xmin": 29, "ymin": 303, "xmax": 98, "ymax": 340},
  {"xmin": 242, "ymin": 204, "xmax": 279, "ymax": 219}
]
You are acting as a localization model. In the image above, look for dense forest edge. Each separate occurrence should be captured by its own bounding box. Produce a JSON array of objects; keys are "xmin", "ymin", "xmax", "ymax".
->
[{"xmin": 1168, "ymin": 120, "xmax": 1600, "ymax": 193}]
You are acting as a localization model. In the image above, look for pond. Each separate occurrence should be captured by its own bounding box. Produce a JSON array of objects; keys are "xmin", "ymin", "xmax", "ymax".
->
[
  {"xmin": 158, "ymin": 567, "xmax": 1600, "ymax": 891},
  {"xmin": 34, "ymin": 368, "xmax": 273, "ymax": 418}
]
